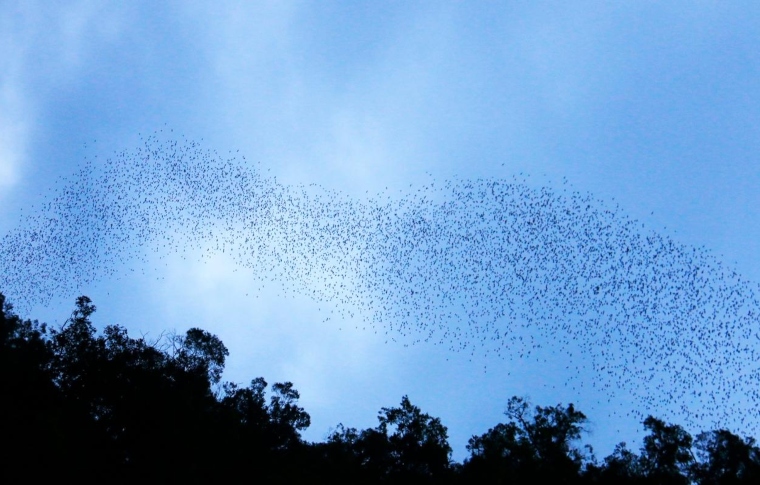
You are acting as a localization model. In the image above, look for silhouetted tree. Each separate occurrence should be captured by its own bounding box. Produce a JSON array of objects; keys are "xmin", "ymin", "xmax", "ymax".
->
[
  {"xmin": 171, "ymin": 326, "xmax": 229, "ymax": 385},
  {"xmin": 464, "ymin": 396, "xmax": 589, "ymax": 484},
  {"xmin": 217, "ymin": 377, "xmax": 311, "ymax": 481},
  {"xmin": 377, "ymin": 395, "xmax": 453, "ymax": 480},
  {"xmin": 584, "ymin": 441, "xmax": 646, "ymax": 484},
  {"xmin": 692, "ymin": 429, "xmax": 760, "ymax": 484},
  {"xmin": 45, "ymin": 297, "xmax": 228, "ymax": 482},
  {"xmin": 639, "ymin": 416, "xmax": 694, "ymax": 484},
  {"xmin": 318, "ymin": 424, "xmax": 367, "ymax": 481},
  {"xmin": 10, "ymin": 292, "xmax": 760, "ymax": 484},
  {"xmin": 319, "ymin": 395, "xmax": 452, "ymax": 483},
  {"xmin": 0, "ymin": 293, "xmax": 80, "ymax": 482},
  {"xmin": 221, "ymin": 378, "xmax": 310, "ymax": 445}
]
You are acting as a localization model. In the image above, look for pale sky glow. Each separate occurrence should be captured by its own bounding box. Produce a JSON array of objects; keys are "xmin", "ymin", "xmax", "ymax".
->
[{"xmin": 2, "ymin": 2, "xmax": 760, "ymax": 462}]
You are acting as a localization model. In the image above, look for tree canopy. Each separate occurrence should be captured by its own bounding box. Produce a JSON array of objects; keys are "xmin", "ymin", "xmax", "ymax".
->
[{"xmin": 2, "ymin": 292, "xmax": 759, "ymax": 484}]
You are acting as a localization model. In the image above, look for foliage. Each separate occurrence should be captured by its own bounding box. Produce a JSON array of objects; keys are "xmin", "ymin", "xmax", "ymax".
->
[
  {"xmin": 639, "ymin": 416, "xmax": 695, "ymax": 484},
  {"xmin": 692, "ymin": 429, "xmax": 760, "ymax": 484},
  {"xmin": 4, "ymin": 292, "xmax": 760, "ymax": 484},
  {"xmin": 377, "ymin": 395, "xmax": 453, "ymax": 479},
  {"xmin": 318, "ymin": 395, "xmax": 453, "ymax": 482},
  {"xmin": 0, "ymin": 293, "xmax": 310, "ymax": 483},
  {"xmin": 464, "ymin": 396, "xmax": 589, "ymax": 483}
]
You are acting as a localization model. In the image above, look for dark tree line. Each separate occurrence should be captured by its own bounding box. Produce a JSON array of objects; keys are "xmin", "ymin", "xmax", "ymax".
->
[{"xmin": 2, "ymin": 293, "xmax": 759, "ymax": 484}]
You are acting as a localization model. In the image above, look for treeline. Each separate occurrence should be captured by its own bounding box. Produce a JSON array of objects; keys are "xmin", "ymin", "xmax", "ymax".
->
[{"xmin": 2, "ymin": 293, "xmax": 759, "ymax": 484}]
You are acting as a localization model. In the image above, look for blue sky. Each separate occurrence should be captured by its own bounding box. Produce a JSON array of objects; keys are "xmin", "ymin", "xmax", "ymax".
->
[{"xmin": 2, "ymin": 1, "xmax": 760, "ymax": 461}]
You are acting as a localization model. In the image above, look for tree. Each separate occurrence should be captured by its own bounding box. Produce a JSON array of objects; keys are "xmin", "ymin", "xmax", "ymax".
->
[
  {"xmin": 172, "ymin": 327, "xmax": 229, "ymax": 385},
  {"xmin": 692, "ymin": 429, "xmax": 760, "ymax": 484},
  {"xmin": 319, "ymin": 424, "xmax": 366, "ymax": 480},
  {"xmin": 1, "ymin": 294, "xmax": 323, "ymax": 482},
  {"xmin": 464, "ymin": 396, "xmax": 589, "ymax": 483},
  {"xmin": 584, "ymin": 441, "xmax": 646, "ymax": 484},
  {"xmin": 220, "ymin": 377, "xmax": 310, "ymax": 457},
  {"xmin": 321, "ymin": 395, "xmax": 453, "ymax": 482},
  {"xmin": 376, "ymin": 395, "xmax": 453, "ymax": 480},
  {"xmin": 466, "ymin": 421, "xmax": 529, "ymax": 482},
  {"xmin": 0, "ymin": 293, "xmax": 78, "ymax": 482},
  {"xmin": 38, "ymin": 296, "xmax": 232, "ymax": 482},
  {"xmin": 268, "ymin": 381, "xmax": 311, "ymax": 447},
  {"xmin": 639, "ymin": 416, "xmax": 694, "ymax": 484}
]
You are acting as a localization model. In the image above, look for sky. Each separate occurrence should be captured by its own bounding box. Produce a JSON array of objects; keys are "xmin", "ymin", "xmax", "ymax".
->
[{"xmin": 2, "ymin": 1, "xmax": 760, "ymax": 462}]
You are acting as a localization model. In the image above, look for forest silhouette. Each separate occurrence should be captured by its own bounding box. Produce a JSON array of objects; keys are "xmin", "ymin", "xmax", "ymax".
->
[{"xmin": 2, "ymin": 292, "xmax": 759, "ymax": 484}]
